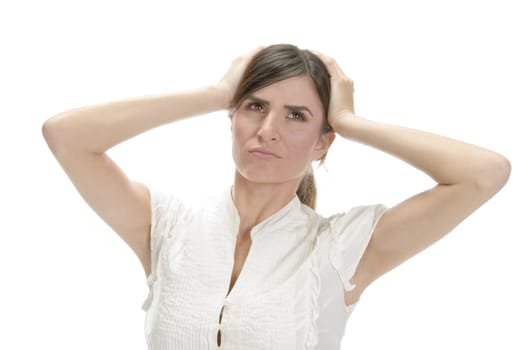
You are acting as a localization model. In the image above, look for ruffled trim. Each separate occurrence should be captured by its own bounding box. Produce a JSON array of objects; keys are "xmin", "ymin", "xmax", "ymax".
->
[
  {"xmin": 329, "ymin": 226, "xmax": 358, "ymax": 294},
  {"xmin": 141, "ymin": 188, "xmax": 191, "ymax": 312},
  {"xmin": 305, "ymin": 233, "xmax": 322, "ymax": 349},
  {"xmin": 328, "ymin": 205, "xmax": 388, "ymax": 294},
  {"xmin": 142, "ymin": 273, "xmax": 157, "ymax": 311}
]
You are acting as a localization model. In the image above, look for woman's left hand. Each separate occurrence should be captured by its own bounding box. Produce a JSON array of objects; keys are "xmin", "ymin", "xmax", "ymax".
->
[{"xmin": 313, "ymin": 51, "xmax": 356, "ymax": 132}]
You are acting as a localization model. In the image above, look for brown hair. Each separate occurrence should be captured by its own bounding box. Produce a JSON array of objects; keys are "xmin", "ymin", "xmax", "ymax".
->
[{"xmin": 229, "ymin": 44, "xmax": 332, "ymax": 209}]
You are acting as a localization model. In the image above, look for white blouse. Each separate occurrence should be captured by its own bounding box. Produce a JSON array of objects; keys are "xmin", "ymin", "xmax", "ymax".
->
[{"xmin": 142, "ymin": 186, "xmax": 387, "ymax": 349}]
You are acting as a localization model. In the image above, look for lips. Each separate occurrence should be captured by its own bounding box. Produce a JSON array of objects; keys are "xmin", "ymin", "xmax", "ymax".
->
[{"xmin": 249, "ymin": 147, "xmax": 281, "ymax": 159}]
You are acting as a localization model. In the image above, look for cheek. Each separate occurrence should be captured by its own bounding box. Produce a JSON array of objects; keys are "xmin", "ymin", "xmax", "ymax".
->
[
  {"xmin": 231, "ymin": 119, "xmax": 253, "ymax": 160},
  {"xmin": 231, "ymin": 128, "xmax": 247, "ymax": 155},
  {"xmin": 287, "ymin": 130, "xmax": 321, "ymax": 157},
  {"xmin": 231, "ymin": 116, "xmax": 254, "ymax": 140}
]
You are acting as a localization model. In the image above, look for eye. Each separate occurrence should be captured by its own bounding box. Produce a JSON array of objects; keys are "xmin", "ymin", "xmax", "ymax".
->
[
  {"xmin": 248, "ymin": 102, "xmax": 265, "ymax": 112},
  {"xmin": 288, "ymin": 111, "xmax": 306, "ymax": 121}
]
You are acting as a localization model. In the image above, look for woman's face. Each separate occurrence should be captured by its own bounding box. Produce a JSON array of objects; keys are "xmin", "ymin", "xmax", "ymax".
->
[{"xmin": 231, "ymin": 75, "xmax": 333, "ymax": 185}]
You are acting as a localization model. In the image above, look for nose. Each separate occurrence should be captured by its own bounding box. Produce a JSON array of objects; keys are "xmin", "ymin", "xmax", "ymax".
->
[{"xmin": 256, "ymin": 112, "xmax": 280, "ymax": 143}]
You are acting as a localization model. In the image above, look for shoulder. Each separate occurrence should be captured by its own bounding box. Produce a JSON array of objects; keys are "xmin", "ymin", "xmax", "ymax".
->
[
  {"xmin": 319, "ymin": 203, "xmax": 388, "ymax": 232},
  {"xmin": 149, "ymin": 186, "xmax": 228, "ymax": 212}
]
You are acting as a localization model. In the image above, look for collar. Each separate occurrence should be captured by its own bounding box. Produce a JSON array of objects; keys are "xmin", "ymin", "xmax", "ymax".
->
[{"xmin": 223, "ymin": 185, "xmax": 302, "ymax": 240}]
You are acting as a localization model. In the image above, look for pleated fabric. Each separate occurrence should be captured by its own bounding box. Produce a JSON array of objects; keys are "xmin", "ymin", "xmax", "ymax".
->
[{"xmin": 142, "ymin": 186, "xmax": 387, "ymax": 350}]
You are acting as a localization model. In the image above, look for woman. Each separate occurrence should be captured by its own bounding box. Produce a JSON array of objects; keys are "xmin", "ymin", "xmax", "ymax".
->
[{"xmin": 42, "ymin": 44, "xmax": 511, "ymax": 349}]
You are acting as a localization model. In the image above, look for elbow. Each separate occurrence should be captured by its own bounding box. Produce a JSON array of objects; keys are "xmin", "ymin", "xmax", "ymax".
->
[
  {"xmin": 475, "ymin": 153, "xmax": 512, "ymax": 195},
  {"xmin": 42, "ymin": 113, "xmax": 74, "ymax": 157},
  {"xmin": 42, "ymin": 116, "xmax": 63, "ymax": 155},
  {"xmin": 42, "ymin": 117, "xmax": 58, "ymax": 152}
]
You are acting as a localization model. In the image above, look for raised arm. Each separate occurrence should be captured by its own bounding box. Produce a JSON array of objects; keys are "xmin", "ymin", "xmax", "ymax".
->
[
  {"xmin": 42, "ymin": 47, "xmax": 264, "ymax": 276},
  {"xmin": 314, "ymin": 52, "xmax": 511, "ymax": 301},
  {"xmin": 42, "ymin": 86, "xmax": 228, "ymax": 276},
  {"xmin": 337, "ymin": 117, "xmax": 510, "ymax": 278}
]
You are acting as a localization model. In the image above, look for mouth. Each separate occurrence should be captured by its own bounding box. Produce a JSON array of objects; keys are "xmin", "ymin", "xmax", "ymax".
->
[{"xmin": 248, "ymin": 147, "xmax": 281, "ymax": 159}]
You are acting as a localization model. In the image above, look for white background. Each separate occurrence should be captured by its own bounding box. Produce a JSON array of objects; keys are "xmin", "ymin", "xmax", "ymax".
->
[{"xmin": 1, "ymin": 0, "xmax": 524, "ymax": 349}]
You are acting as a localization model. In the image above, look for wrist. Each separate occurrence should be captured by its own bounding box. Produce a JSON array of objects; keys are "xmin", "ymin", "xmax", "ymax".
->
[
  {"xmin": 331, "ymin": 113, "xmax": 356, "ymax": 137},
  {"xmin": 208, "ymin": 83, "xmax": 234, "ymax": 111}
]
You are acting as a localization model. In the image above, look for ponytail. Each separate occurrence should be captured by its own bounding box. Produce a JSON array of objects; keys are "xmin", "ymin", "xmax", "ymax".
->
[{"xmin": 296, "ymin": 166, "xmax": 317, "ymax": 209}]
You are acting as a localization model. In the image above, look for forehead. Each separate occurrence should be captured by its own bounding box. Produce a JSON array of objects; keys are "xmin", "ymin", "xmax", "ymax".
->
[{"xmin": 248, "ymin": 76, "xmax": 323, "ymax": 112}]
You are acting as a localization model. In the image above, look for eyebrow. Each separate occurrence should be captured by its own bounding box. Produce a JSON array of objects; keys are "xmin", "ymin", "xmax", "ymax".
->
[{"xmin": 246, "ymin": 95, "xmax": 314, "ymax": 117}]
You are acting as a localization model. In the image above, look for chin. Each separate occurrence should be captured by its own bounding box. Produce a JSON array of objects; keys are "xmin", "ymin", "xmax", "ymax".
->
[
  {"xmin": 235, "ymin": 166, "xmax": 302, "ymax": 186},
  {"xmin": 237, "ymin": 169, "xmax": 279, "ymax": 184},
  {"xmin": 233, "ymin": 154, "xmax": 306, "ymax": 185}
]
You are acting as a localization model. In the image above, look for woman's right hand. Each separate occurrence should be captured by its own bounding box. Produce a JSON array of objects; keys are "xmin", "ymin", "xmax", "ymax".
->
[{"xmin": 216, "ymin": 46, "xmax": 266, "ymax": 110}]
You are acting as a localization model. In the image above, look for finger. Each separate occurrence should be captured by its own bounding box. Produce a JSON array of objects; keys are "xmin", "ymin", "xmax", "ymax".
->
[
  {"xmin": 313, "ymin": 51, "xmax": 351, "ymax": 81},
  {"xmin": 312, "ymin": 50, "xmax": 334, "ymax": 65},
  {"xmin": 313, "ymin": 52, "xmax": 355, "ymax": 94}
]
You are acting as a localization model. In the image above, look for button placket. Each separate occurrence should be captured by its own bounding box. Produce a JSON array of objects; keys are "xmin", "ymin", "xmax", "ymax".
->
[{"xmin": 217, "ymin": 297, "xmax": 233, "ymax": 347}]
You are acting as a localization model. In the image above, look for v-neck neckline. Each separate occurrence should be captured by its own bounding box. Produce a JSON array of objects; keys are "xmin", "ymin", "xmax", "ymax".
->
[{"xmin": 225, "ymin": 186, "xmax": 301, "ymax": 240}]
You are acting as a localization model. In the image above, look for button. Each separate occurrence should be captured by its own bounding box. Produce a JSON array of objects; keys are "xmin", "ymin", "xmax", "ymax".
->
[{"xmin": 217, "ymin": 329, "xmax": 222, "ymax": 347}]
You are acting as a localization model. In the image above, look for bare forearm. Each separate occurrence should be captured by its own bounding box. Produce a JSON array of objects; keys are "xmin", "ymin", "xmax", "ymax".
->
[
  {"xmin": 42, "ymin": 85, "xmax": 228, "ymax": 154},
  {"xmin": 333, "ymin": 115, "xmax": 511, "ymax": 188}
]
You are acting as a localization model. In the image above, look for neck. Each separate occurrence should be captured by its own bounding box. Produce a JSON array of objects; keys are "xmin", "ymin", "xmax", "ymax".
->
[{"xmin": 232, "ymin": 171, "xmax": 300, "ymax": 235}]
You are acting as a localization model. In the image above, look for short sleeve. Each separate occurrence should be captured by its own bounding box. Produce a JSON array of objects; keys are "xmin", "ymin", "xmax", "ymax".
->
[
  {"xmin": 148, "ymin": 187, "xmax": 188, "ymax": 277},
  {"xmin": 142, "ymin": 187, "xmax": 186, "ymax": 311},
  {"xmin": 326, "ymin": 204, "xmax": 388, "ymax": 292}
]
